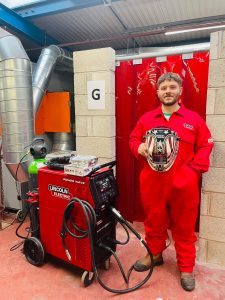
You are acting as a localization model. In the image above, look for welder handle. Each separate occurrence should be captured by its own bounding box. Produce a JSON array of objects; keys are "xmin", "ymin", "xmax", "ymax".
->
[
  {"xmin": 88, "ymin": 160, "xmax": 116, "ymax": 176},
  {"xmin": 110, "ymin": 207, "xmax": 143, "ymax": 241}
]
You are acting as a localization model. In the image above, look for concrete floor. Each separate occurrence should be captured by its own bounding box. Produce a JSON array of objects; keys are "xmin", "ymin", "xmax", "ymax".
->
[{"xmin": 0, "ymin": 215, "xmax": 225, "ymax": 300}]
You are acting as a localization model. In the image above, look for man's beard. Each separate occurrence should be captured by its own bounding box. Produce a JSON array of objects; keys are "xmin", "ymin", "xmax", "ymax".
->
[{"xmin": 161, "ymin": 95, "xmax": 179, "ymax": 106}]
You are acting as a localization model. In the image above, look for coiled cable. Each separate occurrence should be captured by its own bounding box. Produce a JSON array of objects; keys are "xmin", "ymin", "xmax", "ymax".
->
[{"xmin": 61, "ymin": 198, "xmax": 154, "ymax": 294}]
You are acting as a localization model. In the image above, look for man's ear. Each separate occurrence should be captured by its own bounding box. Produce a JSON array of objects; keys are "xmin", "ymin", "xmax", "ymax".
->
[{"xmin": 180, "ymin": 86, "xmax": 183, "ymax": 95}]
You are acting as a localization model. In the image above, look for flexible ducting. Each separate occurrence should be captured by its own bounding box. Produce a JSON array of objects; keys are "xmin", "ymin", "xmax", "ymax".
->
[
  {"xmin": 0, "ymin": 28, "xmax": 74, "ymax": 182},
  {"xmin": 32, "ymin": 45, "xmax": 73, "ymax": 117},
  {"xmin": 52, "ymin": 132, "xmax": 75, "ymax": 151},
  {"xmin": 0, "ymin": 28, "xmax": 34, "ymax": 182}
]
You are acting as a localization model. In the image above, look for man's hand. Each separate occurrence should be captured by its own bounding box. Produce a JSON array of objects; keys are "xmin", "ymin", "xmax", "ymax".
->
[{"xmin": 138, "ymin": 143, "xmax": 148, "ymax": 158}]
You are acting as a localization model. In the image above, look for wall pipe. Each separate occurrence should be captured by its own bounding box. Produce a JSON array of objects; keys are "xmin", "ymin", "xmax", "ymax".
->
[{"xmin": 115, "ymin": 43, "xmax": 210, "ymax": 61}]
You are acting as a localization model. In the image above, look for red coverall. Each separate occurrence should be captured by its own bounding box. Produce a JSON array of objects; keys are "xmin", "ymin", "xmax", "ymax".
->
[{"xmin": 129, "ymin": 105, "xmax": 213, "ymax": 272}]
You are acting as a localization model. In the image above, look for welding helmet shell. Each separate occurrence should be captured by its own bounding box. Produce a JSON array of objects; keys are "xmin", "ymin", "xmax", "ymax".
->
[{"xmin": 145, "ymin": 127, "xmax": 179, "ymax": 172}]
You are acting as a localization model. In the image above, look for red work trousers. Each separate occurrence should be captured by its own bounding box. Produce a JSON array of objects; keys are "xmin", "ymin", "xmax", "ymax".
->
[{"xmin": 140, "ymin": 162, "xmax": 199, "ymax": 273}]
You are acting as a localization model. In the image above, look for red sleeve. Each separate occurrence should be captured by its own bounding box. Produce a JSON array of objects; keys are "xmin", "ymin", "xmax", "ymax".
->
[
  {"xmin": 188, "ymin": 117, "xmax": 214, "ymax": 174},
  {"xmin": 129, "ymin": 116, "xmax": 145, "ymax": 158}
]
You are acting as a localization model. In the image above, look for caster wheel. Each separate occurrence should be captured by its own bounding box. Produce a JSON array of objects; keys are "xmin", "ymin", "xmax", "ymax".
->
[
  {"xmin": 23, "ymin": 237, "xmax": 45, "ymax": 266},
  {"xmin": 81, "ymin": 271, "xmax": 94, "ymax": 287},
  {"xmin": 16, "ymin": 210, "xmax": 25, "ymax": 222}
]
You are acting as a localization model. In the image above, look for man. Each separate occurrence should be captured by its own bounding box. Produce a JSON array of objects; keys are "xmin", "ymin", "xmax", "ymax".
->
[{"xmin": 129, "ymin": 72, "xmax": 213, "ymax": 291}]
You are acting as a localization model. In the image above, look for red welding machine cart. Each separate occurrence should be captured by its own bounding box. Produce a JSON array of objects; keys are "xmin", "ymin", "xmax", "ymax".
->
[
  {"xmin": 24, "ymin": 161, "xmax": 118, "ymax": 286},
  {"xmin": 23, "ymin": 160, "xmax": 154, "ymax": 293}
]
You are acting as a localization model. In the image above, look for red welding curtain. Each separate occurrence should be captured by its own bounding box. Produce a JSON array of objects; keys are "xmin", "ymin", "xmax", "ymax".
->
[{"xmin": 115, "ymin": 52, "xmax": 209, "ymax": 222}]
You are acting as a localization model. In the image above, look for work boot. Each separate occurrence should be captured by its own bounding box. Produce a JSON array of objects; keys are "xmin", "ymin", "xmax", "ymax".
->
[
  {"xmin": 180, "ymin": 272, "xmax": 195, "ymax": 291},
  {"xmin": 133, "ymin": 253, "xmax": 163, "ymax": 272}
]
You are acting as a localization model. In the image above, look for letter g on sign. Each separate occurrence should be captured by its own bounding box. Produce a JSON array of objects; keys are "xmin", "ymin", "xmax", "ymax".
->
[
  {"xmin": 87, "ymin": 80, "xmax": 105, "ymax": 109},
  {"xmin": 92, "ymin": 89, "xmax": 100, "ymax": 100}
]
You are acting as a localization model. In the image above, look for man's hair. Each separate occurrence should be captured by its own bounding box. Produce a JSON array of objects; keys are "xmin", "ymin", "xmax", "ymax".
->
[{"xmin": 157, "ymin": 72, "xmax": 182, "ymax": 87}]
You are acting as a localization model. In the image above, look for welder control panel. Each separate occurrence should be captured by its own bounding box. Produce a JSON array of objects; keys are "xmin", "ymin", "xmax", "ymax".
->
[{"xmin": 89, "ymin": 169, "xmax": 118, "ymax": 208}]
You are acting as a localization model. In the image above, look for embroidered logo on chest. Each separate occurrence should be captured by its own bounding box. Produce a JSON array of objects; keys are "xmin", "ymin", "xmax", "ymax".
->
[
  {"xmin": 183, "ymin": 123, "xmax": 193, "ymax": 130},
  {"xmin": 208, "ymin": 138, "xmax": 213, "ymax": 143}
]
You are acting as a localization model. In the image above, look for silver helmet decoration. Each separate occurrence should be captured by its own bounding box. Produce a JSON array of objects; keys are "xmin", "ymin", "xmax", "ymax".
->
[{"xmin": 145, "ymin": 127, "xmax": 179, "ymax": 172}]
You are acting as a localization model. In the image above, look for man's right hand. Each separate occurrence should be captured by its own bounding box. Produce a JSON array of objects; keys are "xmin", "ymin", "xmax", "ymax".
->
[{"xmin": 138, "ymin": 143, "xmax": 148, "ymax": 158}]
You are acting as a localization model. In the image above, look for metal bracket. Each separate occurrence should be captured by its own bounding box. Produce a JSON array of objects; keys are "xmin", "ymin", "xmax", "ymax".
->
[
  {"xmin": 156, "ymin": 56, "xmax": 167, "ymax": 62},
  {"xmin": 182, "ymin": 53, "xmax": 194, "ymax": 60},
  {"xmin": 133, "ymin": 58, "xmax": 142, "ymax": 65}
]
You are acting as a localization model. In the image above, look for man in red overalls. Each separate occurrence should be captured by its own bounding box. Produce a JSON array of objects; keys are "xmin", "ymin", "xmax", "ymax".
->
[{"xmin": 129, "ymin": 72, "xmax": 213, "ymax": 291}]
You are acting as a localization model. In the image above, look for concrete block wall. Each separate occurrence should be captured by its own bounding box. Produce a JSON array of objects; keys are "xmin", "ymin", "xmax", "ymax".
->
[
  {"xmin": 73, "ymin": 48, "xmax": 115, "ymax": 164},
  {"xmin": 199, "ymin": 31, "xmax": 225, "ymax": 267}
]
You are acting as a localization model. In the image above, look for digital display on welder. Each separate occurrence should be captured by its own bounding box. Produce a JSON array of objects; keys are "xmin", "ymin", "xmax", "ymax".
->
[
  {"xmin": 90, "ymin": 170, "xmax": 118, "ymax": 209},
  {"xmin": 99, "ymin": 178, "xmax": 112, "ymax": 192}
]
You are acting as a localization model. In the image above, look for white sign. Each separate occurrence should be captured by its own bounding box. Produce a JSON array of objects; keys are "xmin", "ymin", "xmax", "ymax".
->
[{"xmin": 87, "ymin": 80, "xmax": 105, "ymax": 110}]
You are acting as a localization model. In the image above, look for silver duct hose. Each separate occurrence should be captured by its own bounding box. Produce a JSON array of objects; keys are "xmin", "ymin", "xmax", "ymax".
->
[
  {"xmin": 32, "ymin": 45, "xmax": 74, "ymax": 152},
  {"xmin": 32, "ymin": 45, "xmax": 73, "ymax": 117},
  {"xmin": 0, "ymin": 29, "xmax": 74, "ymax": 182},
  {"xmin": 0, "ymin": 29, "xmax": 34, "ymax": 182},
  {"xmin": 52, "ymin": 132, "xmax": 75, "ymax": 151}
]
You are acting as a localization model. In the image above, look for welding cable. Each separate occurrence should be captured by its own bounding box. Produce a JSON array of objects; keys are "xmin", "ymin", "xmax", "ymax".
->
[
  {"xmin": 61, "ymin": 198, "xmax": 96, "ymax": 260},
  {"xmin": 94, "ymin": 231, "xmax": 153, "ymax": 294},
  {"xmin": 61, "ymin": 198, "xmax": 154, "ymax": 294},
  {"xmin": 102, "ymin": 206, "xmax": 154, "ymax": 293},
  {"xmin": 90, "ymin": 216, "xmax": 153, "ymax": 294},
  {"xmin": 10, "ymin": 205, "xmax": 34, "ymax": 251},
  {"xmin": 62, "ymin": 198, "xmax": 96, "ymax": 239},
  {"xmin": 97, "ymin": 242, "xmax": 128, "ymax": 284},
  {"xmin": 15, "ymin": 140, "xmax": 45, "ymax": 199},
  {"xmin": 61, "ymin": 198, "xmax": 129, "ymax": 285},
  {"xmin": 46, "ymin": 156, "xmax": 71, "ymax": 170},
  {"xmin": 15, "ymin": 207, "xmax": 31, "ymax": 239},
  {"xmin": 106, "ymin": 221, "xmax": 130, "ymax": 245},
  {"xmin": 15, "ymin": 151, "xmax": 30, "ymax": 200},
  {"xmin": 67, "ymin": 199, "xmax": 130, "ymax": 291},
  {"xmin": 61, "ymin": 198, "xmax": 130, "ymax": 289}
]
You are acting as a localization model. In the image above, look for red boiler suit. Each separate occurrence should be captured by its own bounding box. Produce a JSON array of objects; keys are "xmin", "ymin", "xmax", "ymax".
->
[{"xmin": 129, "ymin": 105, "xmax": 213, "ymax": 272}]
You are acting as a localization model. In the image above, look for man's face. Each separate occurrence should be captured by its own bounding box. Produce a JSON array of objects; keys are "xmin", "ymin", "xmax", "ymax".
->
[{"xmin": 157, "ymin": 79, "xmax": 182, "ymax": 106}]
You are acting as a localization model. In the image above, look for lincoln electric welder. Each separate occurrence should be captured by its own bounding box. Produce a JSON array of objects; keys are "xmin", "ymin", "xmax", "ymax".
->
[{"xmin": 23, "ymin": 159, "xmax": 154, "ymax": 294}]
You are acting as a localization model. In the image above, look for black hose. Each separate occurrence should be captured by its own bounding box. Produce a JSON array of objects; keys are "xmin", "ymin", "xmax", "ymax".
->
[
  {"xmin": 61, "ymin": 199, "xmax": 96, "ymax": 239},
  {"xmin": 10, "ymin": 204, "xmax": 34, "ymax": 251},
  {"xmin": 61, "ymin": 198, "xmax": 154, "ymax": 294},
  {"xmin": 106, "ymin": 221, "xmax": 130, "ymax": 245},
  {"xmin": 60, "ymin": 198, "xmax": 96, "ymax": 260},
  {"xmin": 98, "ymin": 242, "xmax": 128, "ymax": 284},
  {"xmin": 15, "ymin": 207, "xmax": 31, "ymax": 239},
  {"xmin": 47, "ymin": 156, "xmax": 71, "ymax": 170},
  {"xmin": 15, "ymin": 152, "xmax": 29, "ymax": 199},
  {"xmin": 94, "ymin": 212, "xmax": 154, "ymax": 294}
]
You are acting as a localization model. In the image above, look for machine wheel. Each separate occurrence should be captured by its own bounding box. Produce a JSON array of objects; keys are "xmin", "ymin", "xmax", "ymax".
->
[
  {"xmin": 16, "ymin": 209, "xmax": 25, "ymax": 222},
  {"xmin": 81, "ymin": 271, "xmax": 94, "ymax": 287},
  {"xmin": 23, "ymin": 237, "xmax": 45, "ymax": 266}
]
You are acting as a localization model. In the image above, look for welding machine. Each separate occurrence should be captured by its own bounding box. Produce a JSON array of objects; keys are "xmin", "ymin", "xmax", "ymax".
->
[{"xmin": 23, "ymin": 159, "xmax": 154, "ymax": 294}]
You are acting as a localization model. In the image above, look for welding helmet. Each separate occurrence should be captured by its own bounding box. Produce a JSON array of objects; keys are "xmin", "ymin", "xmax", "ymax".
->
[{"xmin": 145, "ymin": 127, "xmax": 179, "ymax": 172}]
